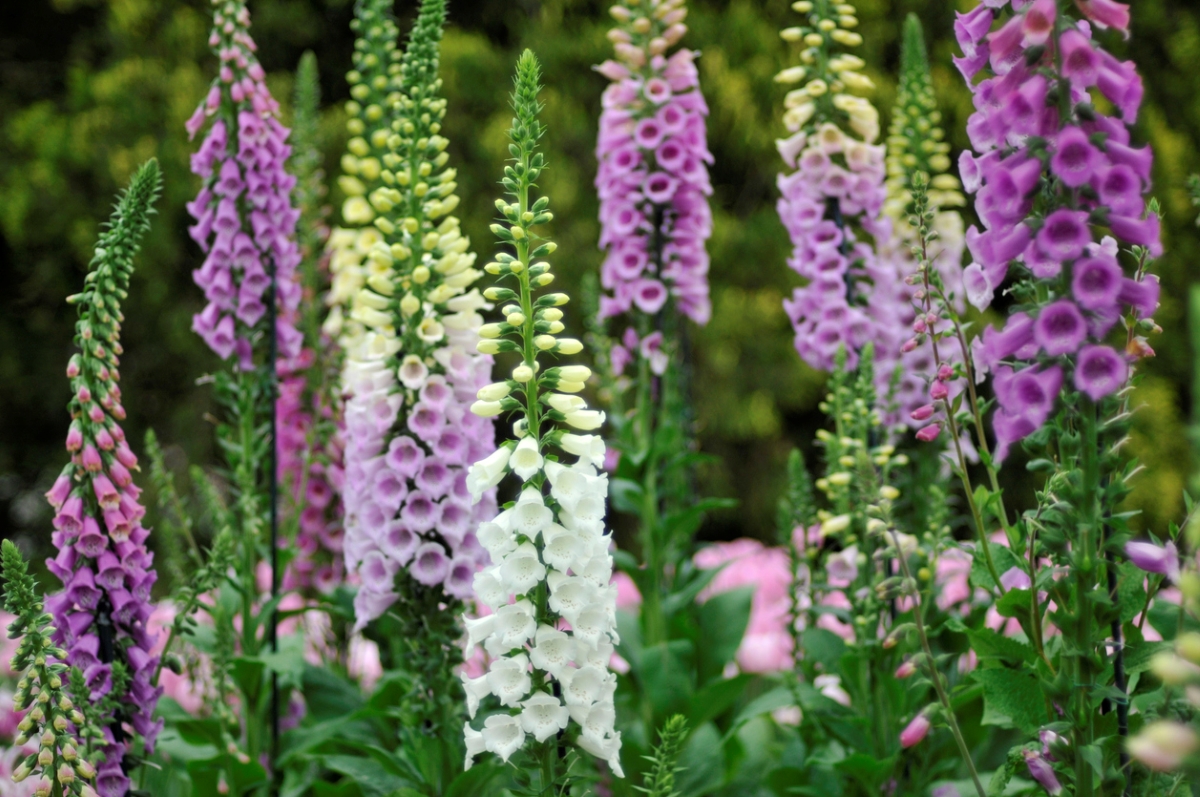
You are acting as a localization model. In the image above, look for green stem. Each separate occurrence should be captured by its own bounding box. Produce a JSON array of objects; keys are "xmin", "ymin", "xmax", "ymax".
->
[
  {"xmin": 886, "ymin": 524, "xmax": 987, "ymax": 797},
  {"xmin": 1074, "ymin": 399, "xmax": 1101, "ymax": 797}
]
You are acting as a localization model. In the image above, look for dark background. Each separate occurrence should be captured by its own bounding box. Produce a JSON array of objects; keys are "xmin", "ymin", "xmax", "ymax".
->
[{"xmin": 2, "ymin": 0, "xmax": 1198, "ymax": 569}]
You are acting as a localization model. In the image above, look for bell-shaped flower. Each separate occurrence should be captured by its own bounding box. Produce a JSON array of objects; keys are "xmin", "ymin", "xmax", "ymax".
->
[
  {"xmin": 487, "ymin": 600, "xmax": 538, "ymax": 655},
  {"xmin": 547, "ymin": 571, "xmax": 598, "ymax": 625},
  {"xmin": 529, "ymin": 624, "xmax": 576, "ymax": 679},
  {"xmin": 577, "ymin": 727, "xmax": 625, "ymax": 778},
  {"xmin": 466, "ymin": 446, "xmax": 512, "ymax": 502},
  {"xmin": 462, "ymin": 614, "xmax": 497, "ymax": 653},
  {"xmin": 464, "ymin": 723, "xmax": 487, "ymax": 770},
  {"xmin": 560, "ymin": 433, "xmax": 606, "ymax": 469},
  {"xmin": 472, "ymin": 568, "xmax": 509, "ymax": 610},
  {"xmin": 477, "ymin": 512, "xmax": 517, "ymax": 565},
  {"xmin": 498, "ymin": 542, "xmax": 547, "ymax": 596},
  {"xmin": 461, "ymin": 670, "xmax": 493, "ymax": 718},
  {"xmin": 511, "ymin": 488, "xmax": 553, "ymax": 538},
  {"xmin": 519, "ymin": 690, "xmax": 571, "ymax": 743},
  {"xmin": 510, "ymin": 436, "xmax": 543, "ymax": 481},
  {"xmin": 571, "ymin": 605, "xmax": 613, "ymax": 650},
  {"xmin": 485, "ymin": 654, "xmax": 532, "ymax": 708},
  {"xmin": 541, "ymin": 524, "xmax": 588, "ymax": 573},
  {"xmin": 561, "ymin": 664, "xmax": 616, "ymax": 716},
  {"xmin": 481, "ymin": 714, "xmax": 526, "ymax": 762}
]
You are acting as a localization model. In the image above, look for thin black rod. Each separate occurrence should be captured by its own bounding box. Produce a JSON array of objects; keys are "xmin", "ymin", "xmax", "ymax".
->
[{"xmin": 267, "ymin": 236, "xmax": 280, "ymax": 768}]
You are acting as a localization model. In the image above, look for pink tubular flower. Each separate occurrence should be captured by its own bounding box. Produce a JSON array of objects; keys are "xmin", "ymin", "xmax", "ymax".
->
[
  {"xmin": 595, "ymin": 2, "xmax": 713, "ymax": 351},
  {"xmin": 900, "ymin": 713, "xmax": 932, "ymax": 748}
]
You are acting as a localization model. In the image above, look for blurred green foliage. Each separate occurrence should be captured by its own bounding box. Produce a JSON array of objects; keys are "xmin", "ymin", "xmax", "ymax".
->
[{"xmin": 2, "ymin": 0, "xmax": 1199, "ymax": 560}]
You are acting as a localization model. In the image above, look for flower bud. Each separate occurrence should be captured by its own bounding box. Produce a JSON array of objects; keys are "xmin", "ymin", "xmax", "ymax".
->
[
  {"xmin": 899, "ymin": 713, "xmax": 931, "ymax": 748},
  {"xmin": 477, "ymin": 382, "xmax": 512, "ymax": 401},
  {"xmin": 470, "ymin": 401, "xmax": 504, "ymax": 418},
  {"xmin": 512, "ymin": 365, "xmax": 534, "ymax": 383}
]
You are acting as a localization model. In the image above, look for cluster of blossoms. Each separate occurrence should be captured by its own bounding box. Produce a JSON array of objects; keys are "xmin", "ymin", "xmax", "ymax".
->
[
  {"xmin": 42, "ymin": 161, "xmax": 163, "ymax": 797},
  {"xmin": 185, "ymin": 0, "xmax": 303, "ymax": 368},
  {"xmin": 881, "ymin": 16, "xmax": 969, "ymax": 436},
  {"xmin": 954, "ymin": 0, "xmax": 1160, "ymax": 459},
  {"xmin": 460, "ymin": 52, "xmax": 623, "ymax": 777},
  {"xmin": 3, "ymin": 542, "xmax": 100, "ymax": 797},
  {"xmin": 594, "ymin": 0, "xmax": 713, "ymax": 356},
  {"xmin": 337, "ymin": 0, "xmax": 498, "ymax": 627},
  {"xmin": 279, "ymin": 53, "xmax": 347, "ymax": 595},
  {"xmin": 775, "ymin": 0, "xmax": 914, "ymax": 416}
]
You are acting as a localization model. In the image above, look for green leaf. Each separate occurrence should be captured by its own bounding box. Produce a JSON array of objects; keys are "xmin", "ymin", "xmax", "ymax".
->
[
  {"xmin": 994, "ymin": 588, "xmax": 1033, "ymax": 619},
  {"xmin": 1116, "ymin": 564, "xmax": 1149, "ymax": 624},
  {"xmin": 661, "ymin": 566, "xmax": 723, "ymax": 618},
  {"xmin": 969, "ymin": 543, "xmax": 1023, "ymax": 591},
  {"xmin": 609, "ymin": 478, "xmax": 644, "ymax": 514},
  {"xmin": 799, "ymin": 628, "xmax": 846, "ymax": 668},
  {"xmin": 676, "ymin": 721, "xmax": 726, "ymax": 797},
  {"xmin": 835, "ymin": 753, "xmax": 897, "ymax": 789},
  {"xmin": 303, "ymin": 663, "xmax": 366, "ymax": 721},
  {"xmin": 230, "ymin": 656, "xmax": 267, "ymax": 707},
  {"xmin": 322, "ymin": 755, "xmax": 413, "ymax": 797},
  {"xmin": 973, "ymin": 668, "xmax": 1048, "ymax": 734},
  {"xmin": 1123, "ymin": 640, "xmax": 1172, "ymax": 675},
  {"xmin": 173, "ymin": 718, "xmax": 225, "ymax": 749},
  {"xmin": 966, "ymin": 627, "xmax": 1036, "ymax": 664},
  {"xmin": 443, "ymin": 760, "xmax": 503, "ymax": 797},
  {"xmin": 729, "ymin": 685, "xmax": 795, "ymax": 731},
  {"xmin": 686, "ymin": 673, "xmax": 753, "ymax": 728},
  {"xmin": 260, "ymin": 633, "xmax": 307, "ymax": 689},
  {"xmin": 640, "ymin": 640, "xmax": 696, "ymax": 720},
  {"xmin": 695, "ymin": 587, "xmax": 753, "ymax": 681}
]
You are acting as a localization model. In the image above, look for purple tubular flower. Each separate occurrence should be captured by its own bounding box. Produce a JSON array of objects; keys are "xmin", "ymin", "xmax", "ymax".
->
[
  {"xmin": 1071, "ymin": 256, "xmax": 1123, "ymax": 310},
  {"xmin": 186, "ymin": 3, "xmax": 303, "ymax": 369},
  {"xmin": 596, "ymin": 7, "xmax": 713, "ymax": 336},
  {"xmin": 44, "ymin": 164, "xmax": 163, "ymax": 792},
  {"xmin": 1073, "ymin": 344, "xmax": 1128, "ymax": 400},
  {"xmin": 954, "ymin": 1, "xmax": 1160, "ymax": 448},
  {"xmin": 1124, "ymin": 539, "xmax": 1179, "ymax": 580},
  {"xmin": 1023, "ymin": 750, "xmax": 1063, "ymax": 795},
  {"xmin": 1034, "ymin": 301, "xmax": 1087, "ymax": 356}
]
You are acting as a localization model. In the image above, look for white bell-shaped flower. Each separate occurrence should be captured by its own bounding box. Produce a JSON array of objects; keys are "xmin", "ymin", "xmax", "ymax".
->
[
  {"xmin": 487, "ymin": 599, "xmax": 537, "ymax": 654},
  {"xmin": 576, "ymin": 707, "xmax": 624, "ymax": 777},
  {"xmin": 560, "ymin": 664, "xmax": 611, "ymax": 711},
  {"xmin": 481, "ymin": 714, "xmax": 526, "ymax": 762},
  {"xmin": 528, "ymin": 624, "xmax": 576, "ymax": 679},
  {"xmin": 560, "ymin": 433, "xmax": 606, "ymax": 469},
  {"xmin": 472, "ymin": 567, "xmax": 509, "ymax": 610},
  {"xmin": 511, "ymin": 488, "xmax": 553, "ymax": 538},
  {"xmin": 466, "ymin": 446, "xmax": 512, "ymax": 502},
  {"xmin": 499, "ymin": 542, "xmax": 547, "ymax": 595},
  {"xmin": 577, "ymin": 553, "xmax": 613, "ymax": 587},
  {"xmin": 581, "ymin": 639, "xmax": 615, "ymax": 669},
  {"xmin": 485, "ymin": 653, "xmax": 532, "ymax": 708},
  {"xmin": 461, "ymin": 670, "xmax": 492, "ymax": 719},
  {"xmin": 519, "ymin": 690, "xmax": 571, "ymax": 743},
  {"xmin": 546, "ymin": 393, "xmax": 587, "ymax": 414},
  {"xmin": 477, "ymin": 512, "xmax": 517, "ymax": 565},
  {"xmin": 571, "ymin": 605, "xmax": 612, "ymax": 650},
  {"xmin": 547, "ymin": 571, "xmax": 598, "ymax": 625},
  {"xmin": 462, "ymin": 614, "xmax": 497, "ymax": 653},
  {"xmin": 464, "ymin": 723, "xmax": 486, "ymax": 770},
  {"xmin": 509, "ymin": 436, "xmax": 544, "ymax": 480},
  {"xmin": 541, "ymin": 524, "xmax": 588, "ymax": 573}
]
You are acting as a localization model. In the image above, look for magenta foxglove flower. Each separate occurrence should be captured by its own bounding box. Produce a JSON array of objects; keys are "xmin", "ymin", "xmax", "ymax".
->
[
  {"xmin": 900, "ymin": 712, "xmax": 932, "ymax": 748},
  {"xmin": 185, "ymin": 0, "xmax": 303, "ymax": 369},
  {"xmin": 955, "ymin": 0, "xmax": 1160, "ymax": 460},
  {"xmin": 595, "ymin": 0, "xmax": 713, "ymax": 371},
  {"xmin": 44, "ymin": 161, "xmax": 163, "ymax": 796},
  {"xmin": 1023, "ymin": 750, "xmax": 1064, "ymax": 795}
]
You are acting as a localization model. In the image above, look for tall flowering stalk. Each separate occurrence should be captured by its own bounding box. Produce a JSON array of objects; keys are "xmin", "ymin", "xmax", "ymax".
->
[
  {"xmin": 461, "ymin": 50, "xmax": 623, "ymax": 785},
  {"xmin": 42, "ymin": 160, "xmax": 162, "ymax": 797},
  {"xmin": 280, "ymin": 51, "xmax": 346, "ymax": 596},
  {"xmin": 774, "ymin": 0, "xmax": 908, "ymax": 413},
  {"xmin": 335, "ymin": 0, "xmax": 497, "ymax": 729},
  {"xmin": 881, "ymin": 14, "xmax": 968, "ymax": 435},
  {"xmin": 594, "ymin": 0, "xmax": 712, "ymax": 328},
  {"xmin": 951, "ymin": 0, "xmax": 1163, "ymax": 792},
  {"xmin": 2, "ymin": 541, "xmax": 99, "ymax": 797},
  {"xmin": 184, "ymin": 0, "xmax": 304, "ymax": 776},
  {"xmin": 592, "ymin": 0, "xmax": 713, "ymax": 649}
]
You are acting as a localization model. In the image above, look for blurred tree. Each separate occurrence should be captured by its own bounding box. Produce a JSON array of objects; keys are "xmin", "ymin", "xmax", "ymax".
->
[{"xmin": 2, "ymin": 0, "xmax": 1198, "ymax": 567}]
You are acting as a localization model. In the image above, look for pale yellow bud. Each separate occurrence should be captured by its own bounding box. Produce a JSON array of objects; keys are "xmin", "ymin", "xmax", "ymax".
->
[{"xmin": 513, "ymin": 365, "xmax": 535, "ymax": 383}]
